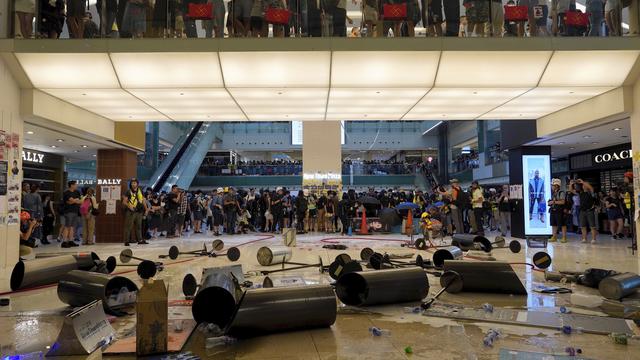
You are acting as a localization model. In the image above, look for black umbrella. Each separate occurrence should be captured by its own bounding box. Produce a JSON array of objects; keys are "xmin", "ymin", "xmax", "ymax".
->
[
  {"xmin": 358, "ymin": 196, "xmax": 381, "ymax": 205},
  {"xmin": 379, "ymin": 208, "xmax": 401, "ymax": 230}
]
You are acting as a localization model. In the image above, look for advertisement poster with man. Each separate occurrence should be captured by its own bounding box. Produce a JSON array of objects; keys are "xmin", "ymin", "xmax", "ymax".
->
[{"xmin": 522, "ymin": 155, "xmax": 552, "ymax": 236}]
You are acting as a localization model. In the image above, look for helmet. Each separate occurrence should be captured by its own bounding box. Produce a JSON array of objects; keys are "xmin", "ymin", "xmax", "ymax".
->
[
  {"xmin": 20, "ymin": 211, "xmax": 31, "ymax": 222},
  {"xmin": 216, "ymin": 187, "xmax": 224, "ymax": 193},
  {"xmin": 552, "ymin": 178, "xmax": 562, "ymax": 187}
]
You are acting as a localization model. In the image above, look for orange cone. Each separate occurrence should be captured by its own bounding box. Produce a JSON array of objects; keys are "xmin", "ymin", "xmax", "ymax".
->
[
  {"xmin": 359, "ymin": 211, "xmax": 369, "ymax": 235},
  {"xmin": 405, "ymin": 209, "xmax": 414, "ymax": 235}
]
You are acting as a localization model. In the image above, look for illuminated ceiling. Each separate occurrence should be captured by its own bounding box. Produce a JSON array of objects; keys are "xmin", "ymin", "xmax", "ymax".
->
[{"xmin": 13, "ymin": 49, "xmax": 639, "ymax": 121}]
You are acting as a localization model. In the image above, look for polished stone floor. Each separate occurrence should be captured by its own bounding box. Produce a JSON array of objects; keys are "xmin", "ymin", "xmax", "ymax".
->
[{"xmin": 0, "ymin": 230, "xmax": 639, "ymax": 359}]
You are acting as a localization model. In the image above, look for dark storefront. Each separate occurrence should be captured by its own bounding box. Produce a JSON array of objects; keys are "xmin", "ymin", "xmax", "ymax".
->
[
  {"xmin": 568, "ymin": 143, "xmax": 632, "ymax": 193},
  {"xmin": 22, "ymin": 148, "xmax": 65, "ymax": 201}
]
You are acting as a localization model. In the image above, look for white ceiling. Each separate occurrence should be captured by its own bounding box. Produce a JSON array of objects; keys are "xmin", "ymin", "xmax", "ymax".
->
[
  {"xmin": 23, "ymin": 123, "xmax": 125, "ymax": 162},
  {"xmin": 14, "ymin": 50, "xmax": 639, "ymax": 122},
  {"xmin": 528, "ymin": 118, "xmax": 631, "ymax": 158}
]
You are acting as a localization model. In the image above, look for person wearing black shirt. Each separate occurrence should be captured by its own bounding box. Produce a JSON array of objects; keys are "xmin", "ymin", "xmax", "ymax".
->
[
  {"xmin": 166, "ymin": 185, "xmax": 180, "ymax": 238},
  {"xmin": 548, "ymin": 179, "xmax": 568, "ymax": 243},
  {"xmin": 316, "ymin": 194, "xmax": 327, "ymax": 232},
  {"xmin": 223, "ymin": 188, "xmax": 239, "ymax": 235},
  {"xmin": 295, "ymin": 189, "xmax": 309, "ymax": 233},
  {"xmin": 576, "ymin": 180, "xmax": 598, "ymax": 244},
  {"xmin": 498, "ymin": 184, "xmax": 512, "ymax": 237},
  {"xmin": 605, "ymin": 188, "xmax": 625, "ymax": 240},
  {"xmin": 62, "ymin": 181, "xmax": 82, "ymax": 248},
  {"xmin": 271, "ymin": 187, "xmax": 284, "ymax": 233},
  {"xmin": 20, "ymin": 211, "xmax": 39, "ymax": 248}
]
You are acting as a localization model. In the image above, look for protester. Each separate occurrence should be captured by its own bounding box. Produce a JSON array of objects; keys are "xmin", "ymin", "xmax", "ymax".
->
[
  {"xmin": 61, "ymin": 181, "xmax": 82, "ymax": 248},
  {"xmin": 122, "ymin": 178, "xmax": 148, "ymax": 246}
]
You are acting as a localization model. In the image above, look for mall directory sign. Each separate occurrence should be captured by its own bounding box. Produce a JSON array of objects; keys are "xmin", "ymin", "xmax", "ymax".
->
[{"xmin": 522, "ymin": 155, "xmax": 552, "ymax": 236}]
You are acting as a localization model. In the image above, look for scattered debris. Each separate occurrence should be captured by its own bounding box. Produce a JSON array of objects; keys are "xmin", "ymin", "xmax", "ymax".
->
[
  {"xmin": 564, "ymin": 347, "xmax": 582, "ymax": 356},
  {"xmin": 482, "ymin": 303, "xmax": 494, "ymax": 313},
  {"xmin": 368, "ymin": 327, "xmax": 391, "ymax": 336},
  {"xmin": 403, "ymin": 306, "xmax": 422, "ymax": 314},
  {"xmin": 0, "ymin": 298, "xmax": 9, "ymax": 306},
  {"xmin": 483, "ymin": 328, "xmax": 501, "ymax": 347},
  {"xmin": 205, "ymin": 336, "xmax": 237, "ymax": 349},
  {"xmin": 404, "ymin": 346, "xmax": 413, "ymax": 354},
  {"xmin": 559, "ymin": 306, "xmax": 571, "ymax": 314},
  {"xmin": 609, "ymin": 332, "xmax": 640, "ymax": 345},
  {"xmin": 322, "ymin": 244, "xmax": 348, "ymax": 250}
]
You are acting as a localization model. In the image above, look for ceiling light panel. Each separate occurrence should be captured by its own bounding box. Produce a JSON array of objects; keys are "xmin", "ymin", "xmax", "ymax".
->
[
  {"xmin": 331, "ymin": 51, "xmax": 439, "ymax": 88},
  {"xmin": 404, "ymin": 88, "xmax": 529, "ymax": 120},
  {"xmin": 110, "ymin": 52, "xmax": 224, "ymax": 88},
  {"xmin": 539, "ymin": 50, "xmax": 640, "ymax": 87},
  {"xmin": 41, "ymin": 89, "xmax": 168, "ymax": 121},
  {"xmin": 327, "ymin": 88, "xmax": 427, "ymax": 120},
  {"xmin": 220, "ymin": 52, "xmax": 331, "ymax": 87},
  {"xmin": 229, "ymin": 88, "xmax": 328, "ymax": 120},
  {"xmin": 128, "ymin": 89, "xmax": 246, "ymax": 121},
  {"xmin": 16, "ymin": 53, "xmax": 119, "ymax": 88},
  {"xmin": 479, "ymin": 87, "xmax": 613, "ymax": 119},
  {"xmin": 435, "ymin": 51, "xmax": 552, "ymax": 87}
]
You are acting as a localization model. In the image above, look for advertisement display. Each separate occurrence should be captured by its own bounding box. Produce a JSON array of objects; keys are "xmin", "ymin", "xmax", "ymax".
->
[{"xmin": 522, "ymin": 155, "xmax": 552, "ymax": 236}]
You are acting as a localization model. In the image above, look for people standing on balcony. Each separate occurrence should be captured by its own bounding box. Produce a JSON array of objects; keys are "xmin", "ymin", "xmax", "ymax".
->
[
  {"xmin": 14, "ymin": 0, "xmax": 35, "ymax": 38},
  {"xmin": 152, "ymin": 0, "xmax": 177, "ymax": 37},
  {"xmin": 422, "ymin": 0, "xmax": 444, "ymax": 36},
  {"xmin": 551, "ymin": 0, "xmax": 570, "ymax": 35},
  {"xmin": 442, "ymin": 0, "xmax": 460, "ymax": 35},
  {"xmin": 233, "ymin": 0, "xmax": 254, "ymax": 36},
  {"xmin": 463, "ymin": 0, "xmax": 488, "ymax": 36},
  {"xmin": 605, "ymin": 0, "xmax": 623, "ymax": 36},
  {"xmin": 586, "ymin": 0, "xmax": 604, "ymax": 36},
  {"xmin": 122, "ymin": 0, "xmax": 150, "ymax": 37},
  {"xmin": 361, "ymin": 0, "xmax": 378, "ymax": 36},
  {"xmin": 66, "ymin": 0, "xmax": 87, "ymax": 37},
  {"xmin": 249, "ymin": 0, "xmax": 265, "ymax": 36},
  {"xmin": 96, "ymin": 0, "xmax": 118, "ymax": 36},
  {"xmin": 488, "ymin": 0, "xmax": 504, "ymax": 36},
  {"xmin": 84, "ymin": 12, "xmax": 100, "ymax": 38},
  {"xmin": 263, "ymin": 0, "xmax": 287, "ymax": 37},
  {"xmin": 39, "ymin": 0, "xmax": 65, "ymax": 38}
]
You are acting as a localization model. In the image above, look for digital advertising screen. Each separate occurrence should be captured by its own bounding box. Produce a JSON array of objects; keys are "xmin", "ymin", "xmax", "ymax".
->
[{"xmin": 522, "ymin": 155, "xmax": 552, "ymax": 236}]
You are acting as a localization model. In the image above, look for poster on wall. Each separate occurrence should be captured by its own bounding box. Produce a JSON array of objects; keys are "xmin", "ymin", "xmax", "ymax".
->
[
  {"xmin": 302, "ymin": 172, "xmax": 342, "ymax": 197},
  {"xmin": 0, "ymin": 130, "xmax": 6, "ymax": 160},
  {"xmin": 522, "ymin": 155, "xmax": 552, "ymax": 236}
]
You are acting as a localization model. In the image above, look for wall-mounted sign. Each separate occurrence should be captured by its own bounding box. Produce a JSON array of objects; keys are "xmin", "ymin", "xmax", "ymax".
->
[
  {"xmin": 97, "ymin": 179, "xmax": 122, "ymax": 185},
  {"xmin": 22, "ymin": 150, "xmax": 45, "ymax": 164},
  {"xmin": 594, "ymin": 149, "xmax": 632, "ymax": 164},
  {"xmin": 303, "ymin": 173, "xmax": 341, "ymax": 181}
]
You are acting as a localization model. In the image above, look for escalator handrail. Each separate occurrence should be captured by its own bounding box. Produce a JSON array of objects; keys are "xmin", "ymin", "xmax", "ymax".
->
[{"xmin": 151, "ymin": 122, "xmax": 204, "ymax": 193}]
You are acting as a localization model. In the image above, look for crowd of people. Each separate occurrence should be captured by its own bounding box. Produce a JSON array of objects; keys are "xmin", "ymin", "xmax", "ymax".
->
[
  {"xmin": 450, "ymin": 151, "xmax": 479, "ymax": 173},
  {"xmin": 12, "ymin": 0, "xmax": 631, "ymax": 39},
  {"xmin": 196, "ymin": 159, "xmax": 427, "ymax": 176},
  {"xmin": 19, "ymin": 170, "xmax": 634, "ymax": 250}
]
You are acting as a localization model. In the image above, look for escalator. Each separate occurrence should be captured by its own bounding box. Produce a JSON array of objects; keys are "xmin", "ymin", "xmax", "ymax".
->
[{"xmin": 148, "ymin": 122, "xmax": 218, "ymax": 193}]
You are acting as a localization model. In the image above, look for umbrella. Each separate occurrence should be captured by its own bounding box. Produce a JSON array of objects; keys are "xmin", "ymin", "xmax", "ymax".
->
[
  {"xmin": 379, "ymin": 208, "xmax": 401, "ymax": 228},
  {"xmin": 434, "ymin": 201, "xmax": 444, "ymax": 207},
  {"xmin": 358, "ymin": 196, "xmax": 381, "ymax": 205},
  {"xmin": 395, "ymin": 202, "xmax": 421, "ymax": 211}
]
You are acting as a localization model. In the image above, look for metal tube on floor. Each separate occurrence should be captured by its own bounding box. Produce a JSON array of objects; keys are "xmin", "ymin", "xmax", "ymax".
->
[
  {"xmin": 452, "ymin": 234, "xmax": 492, "ymax": 252},
  {"xmin": 227, "ymin": 285, "xmax": 336, "ymax": 337},
  {"xmin": 598, "ymin": 273, "xmax": 640, "ymax": 300},
  {"xmin": 432, "ymin": 246, "xmax": 464, "ymax": 268},
  {"xmin": 335, "ymin": 267, "xmax": 429, "ymax": 306},
  {"xmin": 256, "ymin": 246, "xmax": 292, "ymax": 266},
  {"xmin": 11, "ymin": 255, "xmax": 84, "ymax": 291},
  {"xmin": 192, "ymin": 272, "xmax": 239, "ymax": 327},
  {"xmin": 442, "ymin": 260, "xmax": 527, "ymax": 295},
  {"xmin": 57, "ymin": 270, "xmax": 138, "ymax": 316}
]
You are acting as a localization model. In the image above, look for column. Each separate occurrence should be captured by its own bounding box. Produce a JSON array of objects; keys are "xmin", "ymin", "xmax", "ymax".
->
[
  {"xmin": 95, "ymin": 149, "xmax": 138, "ymax": 243},
  {"xmin": 629, "ymin": 80, "xmax": 640, "ymax": 254},
  {"xmin": 302, "ymin": 122, "xmax": 342, "ymax": 194}
]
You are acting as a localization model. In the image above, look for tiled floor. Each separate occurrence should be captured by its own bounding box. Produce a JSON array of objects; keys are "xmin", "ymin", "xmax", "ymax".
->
[{"xmin": 0, "ymin": 230, "xmax": 638, "ymax": 359}]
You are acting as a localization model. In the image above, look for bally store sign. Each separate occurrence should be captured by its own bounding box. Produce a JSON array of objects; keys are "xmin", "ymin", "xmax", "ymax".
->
[{"xmin": 594, "ymin": 149, "xmax": 632, "ymax": 163}]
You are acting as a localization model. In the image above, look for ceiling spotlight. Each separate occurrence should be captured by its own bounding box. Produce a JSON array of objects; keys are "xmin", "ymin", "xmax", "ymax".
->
[
  {"xmin": 277, "ymin": 91, "xmax": 283, "ymax": 95},
  {"xmin": 583, "ymin": 135, "xmax": 591, "ymax": 139},
  {"xmin": 569, "ymin": 147, "xmax": 575, "ymax": 150},
  {"xmin": 612, "ymin": 127, "xmax": 621, "ymax": 131},
  {"xmin": 569, "ymin": 91, "xmax": 574, "ymax": 94},
  {"xmin": 50, "ymin": 145, "xmax": 57, "ymax": 148},
  {"xmin": 472, "ymin": 91, "xmax": 478, "ymax": 95},
  {"xmin": 26, "ymin": 131, "xmax": 34, "ymax": 135},
  {"xmin": 92, "ymin": 154, "xmax": 97, "ymax": 157},
  {"xmin": 81, "ymin": 145, "xmax": 88, "ymax": 148},
  {"xmin": 128, "ymin": 116, "xmax": 133, "ymax": 118},
  {"xmin": 82, "ymin": 93, "xmax": 87, "ymax": 96},
  {"xmin": 74, "ymin": 150, "xmax": 80, "ymax": 153},
  {"xmin": 592, "ymin": 142, "xmax": 599, "ymax": 144},
  {"xmin": 179, "ymin": 93, "xmax": 184, "ymax": 96},
  {"xmin": 56, "ymin": 139, "xmax": 64, "ymax": 142},
  {"xmin": 559, "ymin": 142, "xmax": 565, "ymax": 144}
]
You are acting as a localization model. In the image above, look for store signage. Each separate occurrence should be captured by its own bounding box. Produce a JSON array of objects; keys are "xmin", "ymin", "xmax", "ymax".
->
[
  {"xmin": 594, "ymin": 149, "xmax": 632, "ymax": 164},
  {"xmin": 97, "ymin": 179, "xmax": 122, "ymax": 185},
  {"xmin": 303, "ymin": 173, "xmax": 341, "ymax": 181},
  {"xmin": 22, "ymin": 150, "xmax": 45, "ymax": 164},
  {"xmin": 76, "ymin": 180, "xmax": 95, "ymax": 186}
]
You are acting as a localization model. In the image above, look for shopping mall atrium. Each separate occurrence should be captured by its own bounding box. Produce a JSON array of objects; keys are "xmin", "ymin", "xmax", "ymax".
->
[{"xmin": 1, "ymin": 1, "xmax": 640, "ymax": 359}]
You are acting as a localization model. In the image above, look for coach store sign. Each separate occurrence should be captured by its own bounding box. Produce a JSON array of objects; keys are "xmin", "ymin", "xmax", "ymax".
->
[{"xmin": 594, "ymin": 149, "xmax": 632, "ymax": 163}]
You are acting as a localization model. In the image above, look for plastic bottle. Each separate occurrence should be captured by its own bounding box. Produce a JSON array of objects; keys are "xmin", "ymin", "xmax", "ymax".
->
[
  {"xmin": 369, "ymin": 327, "xmax": 391, "ymax": 336},
  {"xmin": 570, "ymin": 293, "xmax": 603, "ymax": 308},
  {"xmin": 205, "ymin": 336, "xmax": 237, "ymax": 348}
]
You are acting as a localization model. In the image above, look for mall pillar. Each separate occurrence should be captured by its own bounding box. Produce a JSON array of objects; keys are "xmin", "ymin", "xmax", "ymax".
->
[
  {"xmin": 629, "ymin": 79, "xmax": 640, "ymax": 252},
  {"xmin": 508, "ymin": 146, "xmax": 551, "ymax": 239},
  {"xmin": 302, "ymin": 122, "xmax": 342, "ymax": 193},
  {"xmin": 95, "ymin": 149, "xmax": 138, "ymax": 243}
]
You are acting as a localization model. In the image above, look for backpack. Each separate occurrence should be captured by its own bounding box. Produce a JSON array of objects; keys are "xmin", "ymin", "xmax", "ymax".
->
[
  {"xmin": 80, "ymin": 197, "xmax": 91, "ymax": 216},
  {"xmin": 456, "ymin": 190, "xmax": 471, "ymax": 209}
]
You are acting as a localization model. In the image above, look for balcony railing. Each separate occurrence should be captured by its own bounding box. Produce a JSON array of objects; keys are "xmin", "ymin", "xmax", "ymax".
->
[
  {"xmin": 195, "ymin": 162, "xmax": 422, "ymax": 176},
  {"xmin": 6, "ymin": 0, "xmax": 623, "ymax": 40}
]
